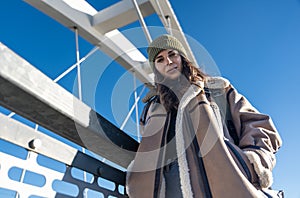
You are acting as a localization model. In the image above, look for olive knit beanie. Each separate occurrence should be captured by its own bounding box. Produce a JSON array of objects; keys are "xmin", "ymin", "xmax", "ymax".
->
[{"xmin": 147, "ymin": 34, "xmax": 187, "ymax": 67}]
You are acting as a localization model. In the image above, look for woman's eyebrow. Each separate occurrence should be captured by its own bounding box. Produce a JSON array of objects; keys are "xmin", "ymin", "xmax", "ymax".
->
[
  {"xmin": 155, "ymin": 55, "xmax": 163, "ymax": 60},
  {"xmin": 155, "ymin": 50, "xmax": 176, "ymax": 61}
]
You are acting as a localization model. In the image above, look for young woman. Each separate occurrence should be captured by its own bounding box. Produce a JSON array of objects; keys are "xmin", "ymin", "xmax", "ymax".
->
[{"xmin": 126, "ymin": 34, "xmax": 282, "ymax": 198}]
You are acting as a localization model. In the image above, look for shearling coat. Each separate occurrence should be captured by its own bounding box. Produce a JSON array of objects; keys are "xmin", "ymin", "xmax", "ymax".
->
[{"xmin": 126, "ymin": 77, "xmax": 282, "ymax": 198}]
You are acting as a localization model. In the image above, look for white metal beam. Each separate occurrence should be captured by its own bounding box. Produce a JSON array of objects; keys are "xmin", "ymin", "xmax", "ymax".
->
[
  {"xmin": 92, "ymin": 0, "xmax": 154, "ymax": 34},
  {"xmin": 24, "ymin": 0, "xmax": 197, "ymax": 84},
  {"xmin": 24, "ymin": 0, "xmax": 153, "ymax": 84},
  {"xmin": 0, "ymin": 113, "xmax": 78, "ymax": 166},
  {"xmin": 0, "ymin": 112, "xmax": 127, "ymax": 183}
]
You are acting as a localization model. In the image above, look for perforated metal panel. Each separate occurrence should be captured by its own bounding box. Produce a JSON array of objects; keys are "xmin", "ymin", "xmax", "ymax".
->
[{"xmin": 0, "ymin": 140, "xmax": 127, "ymax": 198}]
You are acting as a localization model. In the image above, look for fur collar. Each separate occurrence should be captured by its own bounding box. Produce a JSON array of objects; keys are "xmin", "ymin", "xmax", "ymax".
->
[{"xmin": 175, "ymin": 83, "xmax": 203, "ymax": 198}]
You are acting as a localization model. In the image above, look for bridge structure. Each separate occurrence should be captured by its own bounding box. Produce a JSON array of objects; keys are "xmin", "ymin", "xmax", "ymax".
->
[{"xmin": 0, "ymin": 0, "xmax": 197, "ymax": 197}]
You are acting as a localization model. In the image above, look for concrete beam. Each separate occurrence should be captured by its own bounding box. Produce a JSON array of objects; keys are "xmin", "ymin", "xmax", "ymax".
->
[{"xmin": 0, "ymin": 42, "xmax": 138, "ymax": 168}]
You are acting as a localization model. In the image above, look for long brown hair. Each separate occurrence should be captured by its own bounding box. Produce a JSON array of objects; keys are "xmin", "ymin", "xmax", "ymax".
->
[{"xmin": 154, "ymin": 55, "xmax": 207, "ymax": 112}]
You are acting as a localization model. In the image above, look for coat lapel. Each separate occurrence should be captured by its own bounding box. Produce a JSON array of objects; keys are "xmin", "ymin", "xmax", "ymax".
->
[{"xmin": 126, "ymin": 102, "xmax": 169, "ymax": 198}]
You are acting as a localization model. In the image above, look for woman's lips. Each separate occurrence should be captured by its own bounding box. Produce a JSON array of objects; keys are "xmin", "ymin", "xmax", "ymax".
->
[{"xmin": 167, "ymin": 66, "xmax": 178, "ymax": 73}]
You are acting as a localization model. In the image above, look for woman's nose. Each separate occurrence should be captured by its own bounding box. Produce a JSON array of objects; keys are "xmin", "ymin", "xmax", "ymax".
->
[{"xmin": 165, "ymin": 56, "xmax": 173, "ymax": 65}]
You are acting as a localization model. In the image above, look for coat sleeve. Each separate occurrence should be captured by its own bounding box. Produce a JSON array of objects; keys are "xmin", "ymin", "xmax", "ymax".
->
[{"xmin": 226, "ymin": 83, "xmax": 282, "ymax": 188}]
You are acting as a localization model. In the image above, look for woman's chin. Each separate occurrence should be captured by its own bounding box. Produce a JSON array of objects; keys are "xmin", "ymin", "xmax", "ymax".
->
[{"xmin": 165, "ymin": 71, "xmax": 181, "ymax": 80}]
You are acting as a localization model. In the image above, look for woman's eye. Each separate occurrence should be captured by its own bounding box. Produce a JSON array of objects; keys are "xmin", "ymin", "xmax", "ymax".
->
[
  {"xmin": 169, "ymin": 52, "xmax": 177, "ymax": 58},
  {"xmin": 169, "ymin": 53, "xmax": 175, "ymax": 57},
  {"xmin": 156, "ymin": 58, "xmax": 163, "ymax": 63}
]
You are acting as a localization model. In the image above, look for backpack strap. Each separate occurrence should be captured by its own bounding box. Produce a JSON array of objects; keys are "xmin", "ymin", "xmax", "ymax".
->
[
  {"xmin": 205, "ymin": 77, "xmax": 239, "ymax": 145},
  {"xmin": 140, "ymin": 95, "xmax": 159, "ymax": 125},
  {"xmin": 224, "ymin": 88, "xmax": 239, "ymax": 145}
]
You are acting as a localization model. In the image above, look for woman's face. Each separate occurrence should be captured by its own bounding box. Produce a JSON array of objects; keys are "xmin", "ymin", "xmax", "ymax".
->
[{"xmin": 154, "ymin": 49, "xmax": 183, "ymax": 80}]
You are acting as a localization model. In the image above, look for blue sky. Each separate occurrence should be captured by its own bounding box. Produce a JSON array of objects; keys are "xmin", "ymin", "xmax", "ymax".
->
[{"xmin": 1, "ymin": 0, "xmax": 300, "ymax": 197}]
